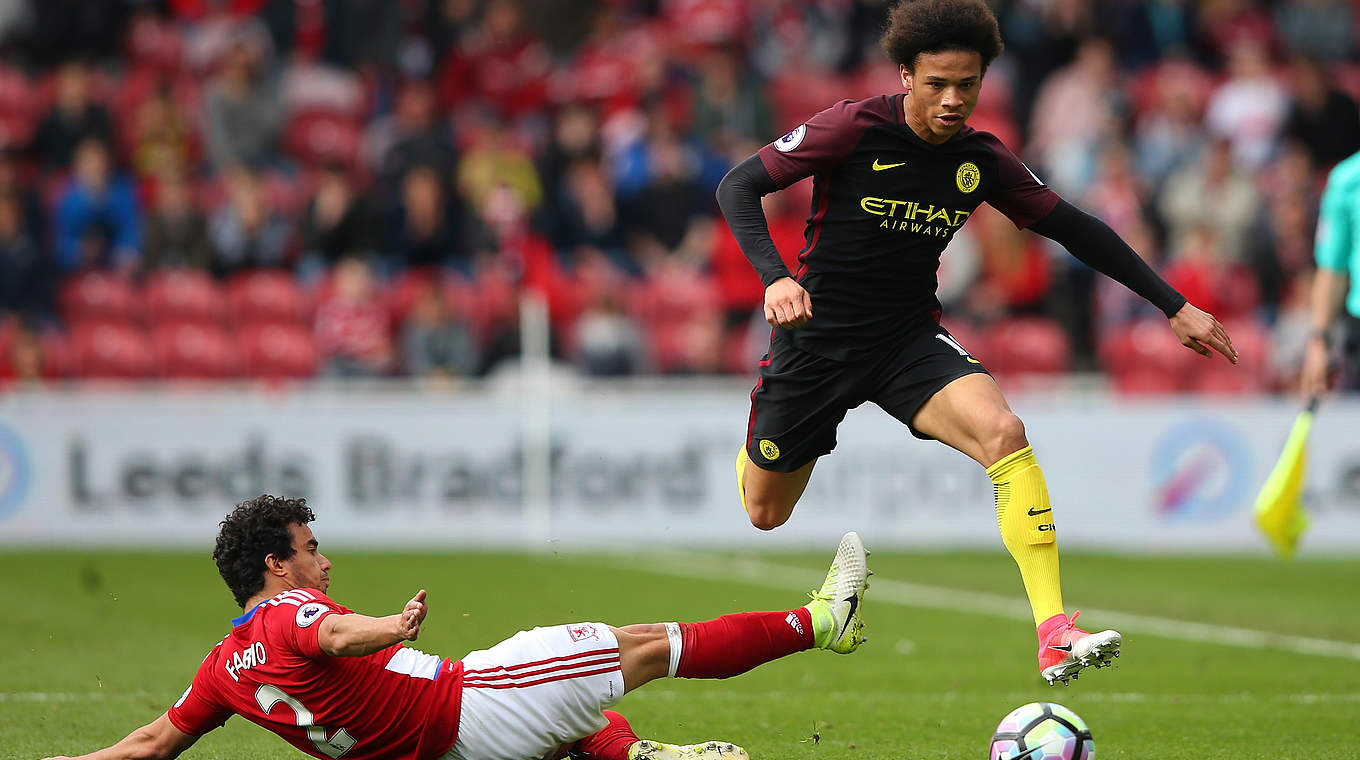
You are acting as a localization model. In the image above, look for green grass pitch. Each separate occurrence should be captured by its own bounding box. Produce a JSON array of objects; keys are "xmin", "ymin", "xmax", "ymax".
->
[{"xmin": 3, "ymin": 548, "xmax": 1358, "ymax": 759}]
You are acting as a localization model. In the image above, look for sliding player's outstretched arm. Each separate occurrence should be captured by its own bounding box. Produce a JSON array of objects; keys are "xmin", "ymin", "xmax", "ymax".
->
[
  {"xmin": 318, "ymin": 588, "xmax": 428, "ymax": 657},
  {"xmin": 42, "ymin": 711, "xmax": 200, "ymax": 760},
  {"xmin": 1027, "ymin": 198, "xmax": 1238, "ymax": 363}
]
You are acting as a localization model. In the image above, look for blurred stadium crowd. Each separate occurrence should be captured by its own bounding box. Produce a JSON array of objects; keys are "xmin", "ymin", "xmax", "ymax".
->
[{"xmin": 0, "ymin": 0, "xmax": 1356, "ymax": 391}]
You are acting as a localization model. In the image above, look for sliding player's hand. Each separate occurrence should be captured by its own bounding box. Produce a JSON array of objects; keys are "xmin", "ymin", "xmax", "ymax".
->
[
  {"xmin": 398, "ymin": 589, "xmax": 428, "ymax": 641},
  {"xmin": 765, "ymin": 277, "xmax": 813, "ymax": 329},
  {"xmin": 1169, "ymin": 302, "xmax": 1237, "ymax": 364}
]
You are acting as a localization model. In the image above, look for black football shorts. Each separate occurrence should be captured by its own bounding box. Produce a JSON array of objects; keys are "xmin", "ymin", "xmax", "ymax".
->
[{"xmin": 744, "ymin": 323, "xmax": 990, "ymax": 473}]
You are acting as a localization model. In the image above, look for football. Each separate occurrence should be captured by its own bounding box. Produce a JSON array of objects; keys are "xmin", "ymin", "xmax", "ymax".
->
[{"xmin": 989, "ymin": 702, "xmax": 1094, "ymax": 760}]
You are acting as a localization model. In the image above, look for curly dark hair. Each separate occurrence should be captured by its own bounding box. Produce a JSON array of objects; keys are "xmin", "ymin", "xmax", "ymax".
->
[
  {"xmin": 213, "ymin": 494, "xmax": 316, "ymax": 607},
  {"xmin": 880, "ymin": 0, "xmax": 1004, "ymax": 72}
]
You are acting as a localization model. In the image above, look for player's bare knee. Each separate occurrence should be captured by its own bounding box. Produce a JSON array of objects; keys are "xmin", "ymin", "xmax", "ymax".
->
[
  {"xmin": 745, "ymin": 501, "xmax": 791, "ymax": 531},
  {"xmin": 984, "ymin": 413, "xmax": 1028, "ymax": 463}
]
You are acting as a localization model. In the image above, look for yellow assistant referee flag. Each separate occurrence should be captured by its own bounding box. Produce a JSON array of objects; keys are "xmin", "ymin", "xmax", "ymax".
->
[{"xmin": 1253, "ymin": 397, "xmax": 1317, "ymax": 558}]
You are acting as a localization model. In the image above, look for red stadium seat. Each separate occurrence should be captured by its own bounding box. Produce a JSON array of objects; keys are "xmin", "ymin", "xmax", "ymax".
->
[
  {"xmin": 60, "ymin": 272, "xmax": 143, "ymax": 326},
  {"xmin": 152, "ymin": 322, "xmax": 239, "ymax": 379},
  {"xmin": 985, "ymin": 317, "xmax": 1070, "ymax": 376},
  {"xmin": 227, "ymin": 270, "xmax": 313, "ymax": 326},
  {"xmin": 144, "ymin": 270, "xmax": 228, "ymax": 327},
  {"xmin": 1098, "ymin": 319, "xmax": 1198, "ymax": 384},
  {"xmin": 239, "ymin": 323, "xmax": 319, "ymax": 379},
  {"xmin": 70, "ymin": 322, "xmax": 157, "ymax": 379},
  {"xmin": 1111, "ymin": 367, "xmax": 1182, "ymax": 396}
]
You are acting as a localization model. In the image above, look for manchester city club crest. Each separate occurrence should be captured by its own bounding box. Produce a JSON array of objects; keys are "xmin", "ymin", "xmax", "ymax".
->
[{"xmin": 956, "ymin": 161, "xmax": 980, "ymax": 193}]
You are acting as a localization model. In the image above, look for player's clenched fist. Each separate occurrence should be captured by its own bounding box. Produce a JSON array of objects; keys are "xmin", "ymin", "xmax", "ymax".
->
[
  {"xmin": 399, "ymin": 588, "xmax": 428, "ymax": 640},
  {"xmin": 765, "ymin": 277, "xmax": 813, "ymax": 328}
]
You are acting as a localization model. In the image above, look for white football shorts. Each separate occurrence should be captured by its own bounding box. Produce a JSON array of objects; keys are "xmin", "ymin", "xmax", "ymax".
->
[{"xmin": 443, "ymin": 622, "xmax": 625, "ymax": 760}]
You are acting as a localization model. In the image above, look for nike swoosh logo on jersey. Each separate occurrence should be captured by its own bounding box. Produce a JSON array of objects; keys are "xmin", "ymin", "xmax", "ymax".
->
[
  {"xmin": 967, "ymin": 357, "xmax": 981, "ymax": 364},
  {"xmin": 872, "ymin": 159, "xmax": 906, "ymax": 171},
  {"xmin": 1028, "ymin": 507, "xmax": 1052, "ymax": 516}
]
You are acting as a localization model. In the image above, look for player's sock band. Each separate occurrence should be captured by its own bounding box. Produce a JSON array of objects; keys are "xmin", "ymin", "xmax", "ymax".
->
[
  {"xmin": 663, "ymin": 622, "xmax": 684, "ymax": 678},
  {"xmin": 674, "ymin": 609, "xmax": 814, "ymax": 679},
  {"xmin": 805, "ymin": 600, "xmax": 836, "ymax": 649},
  {"xmin": 987, "ymin": 446, "xmax": 1064, "ymax": 627},
  {"xmin": 574, "ymin": 711, "xmax": 639, "ymax": 760}
]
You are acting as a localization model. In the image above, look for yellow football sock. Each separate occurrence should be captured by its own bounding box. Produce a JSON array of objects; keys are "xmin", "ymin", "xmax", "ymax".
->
[
  {"xmin": 735, "ymin": 446, "xmax": 750, "ymax": 515},
  {"xmin": 987, "ymin": 446, "xmax": 1064, "ymax": 627}
]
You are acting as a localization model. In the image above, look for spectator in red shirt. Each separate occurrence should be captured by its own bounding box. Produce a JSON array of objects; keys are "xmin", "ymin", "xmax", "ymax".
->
[{"xmin": 315, "ymin": 256, "xmax": 393, "ymax": 378}]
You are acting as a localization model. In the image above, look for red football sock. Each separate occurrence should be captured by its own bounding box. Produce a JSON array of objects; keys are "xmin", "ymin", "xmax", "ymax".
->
[
  {"xmin": 676, "ymin": 609, "xmax": 814, "ymax": 679},
  {"xmin": 572, "ymin": 711, "xmax": 639, "ymax": 760}
]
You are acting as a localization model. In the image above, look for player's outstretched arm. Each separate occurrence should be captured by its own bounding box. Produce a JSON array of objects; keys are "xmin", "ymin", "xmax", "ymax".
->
[
  {"xmin": 318, "ymin": 589, "xmax": 429, "ymax": 657},
  {"xmin": 1169, "ymin": 301, "xmax": 1238, "ymax": 363},
  {"xmin": 43, "ymin": 711, "xmax": 200, "ymax": 760},
  {"xmin": 1028, "ymin": 199, "xmax": 1238, "ymax": 361}
]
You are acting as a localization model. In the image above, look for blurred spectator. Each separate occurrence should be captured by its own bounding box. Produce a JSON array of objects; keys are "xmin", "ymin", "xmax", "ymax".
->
[
  {"xmin": 1204, "ymin": 38, "xmax": 1287, "ymax": 170},
  {"xmin": 1028, "ymin": 36, "xmax": 1126, "ymax": 196},
  {"xmin": 130, "ymin": 80, "xmax": 196, "ymax": 179},
  {"xmin": 0, "ymin": 191, "xmax": 54, "ymax": 325},
  {"xmin": 366, "ymin": 78, "xmax": 456, "ymax": 195},
  {"xmin": 546, "ymin": 158, "xmax": 632, "ymax": 274},
  {"xmin": 622, "ymin": 134, "xmax": 715, "ymax": 271},
  {"xmin": 400, "ymin": 285, "xmax": 478, "ymax": 378},
  {"xmin": 1132, "ymin": 54, "xmax": 1210, "ymax": 191},
  {"xmin": 315, "ymin": 255, "xmax": 393, "ymax": 377},
  {"xmin": 438, "ymin": 0, "xmax": 550, "ymax": 124},
  {"xmin": 142, "ymin": 170, "xmax": 212, "ymax": 274},
  {"xmin": 31, "ymin": 60, "xmax": 114, "ymax": 171},
  {"xmin": 573, "ymin": 289, "xmax": 645, "ymax": 376},
  {"xmin": 301, "ymin": 161, "xmax": 376, "ymax": 275},
  {"xmin": 0, "ymin": 149, "xmax": 45, "ymax": 262},
  {"xmin": 53, "ymin": 137, "xmax": 140, "ymax": 272},
  {"xmin": 1282, "ymin": 56, "xmax": 1360, "ymax": 170},
  {"xmin": 203, "ymin": 36, "xmax": 282, "ymax": 171},
  {"xmin": 1162, "ymin": 225, "xmax": 1255, "ymax": 320},
  {"xmin": 209, "ymin": 166, "xmax": 292, "ymax": 276},
  {"xmin": 388, "ymin": 164, "xmax": 464, "ymax": 272},
  {"xmin": 538, "ymin": 103, "xmax": 603, "ymax": 203},
  {"xmin": 455, "ymin": 122, "xmax": 542, "ymax": 218},
  {"xmin": 1158, "ymin": 137, "xmax": 1259, "ymax": 261},
  {"xmin": 1274, "ymin": 0, "xmax": 1355, "ymax": 62},
  {"xmin": 691, "ymin": 47, "xmax": 774, "ymax": 156}
]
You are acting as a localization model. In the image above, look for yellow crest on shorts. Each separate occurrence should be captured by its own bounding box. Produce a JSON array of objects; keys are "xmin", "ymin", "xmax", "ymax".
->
[
  {"xmin": 956, "ymin": 162, "xmax": 980, "ymax": 193},
  {"xmin": 759, "ymin": 439, "xmax": 781, "ymax": 461}
]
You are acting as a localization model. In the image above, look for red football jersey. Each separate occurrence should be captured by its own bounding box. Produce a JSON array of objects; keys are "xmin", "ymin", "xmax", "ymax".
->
[{"xmin": 168, "ymin": 588, "xmax": 464, "ymax": 760}]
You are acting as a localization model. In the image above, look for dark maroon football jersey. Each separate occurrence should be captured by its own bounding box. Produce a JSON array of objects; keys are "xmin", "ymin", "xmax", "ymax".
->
[{"xmin": 757, "ymin": 94, "xmax": 1059, "ymax": 360}]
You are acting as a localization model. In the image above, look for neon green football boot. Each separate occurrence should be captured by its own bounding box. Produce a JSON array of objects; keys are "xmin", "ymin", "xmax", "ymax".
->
[{"xmin": 806, "ymin": 531, "xmax": 870, "ymax": 654}]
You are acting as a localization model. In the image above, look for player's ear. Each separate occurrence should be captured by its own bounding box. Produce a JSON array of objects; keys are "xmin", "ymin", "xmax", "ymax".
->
[
  {"xmin": 262, "ymin": 552, "xmax": 286, "ymax": 577},
  {"xmin": 899, "ymin": 63, "xmax": 911, "ymax": 89}
]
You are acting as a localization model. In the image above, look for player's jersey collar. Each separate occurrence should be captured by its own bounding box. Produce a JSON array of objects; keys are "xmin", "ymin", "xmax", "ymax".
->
[{"xmin": 232, "ymin": 602, "xmax": 266, "ymax": 627}]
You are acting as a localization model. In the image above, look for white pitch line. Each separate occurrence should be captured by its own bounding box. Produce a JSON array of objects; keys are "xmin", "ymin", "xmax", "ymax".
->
[
  {"xmin": 625, "ymin": 689, "xmax": 1360, "ymax": 705},
  {"xmin": 610, "ymin": 554, "xmax": 1360, "ymax": 662}
]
